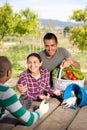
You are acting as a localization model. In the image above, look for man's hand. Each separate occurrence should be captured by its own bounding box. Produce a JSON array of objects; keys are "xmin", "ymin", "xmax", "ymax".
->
[
  {"xmin": 61, "ymin": 91, "xmax": 77, "ymax": 108},
  {"xmin": 61, "ymin": 59, "xmax": 72, "ymax": 68},
  {"xmin": 39, "ymin": 99, "xmax": 49, "ymax": 115},
  {"xmin": 61, "ymin": 57, "xmax": 80, "ymax": 69}
]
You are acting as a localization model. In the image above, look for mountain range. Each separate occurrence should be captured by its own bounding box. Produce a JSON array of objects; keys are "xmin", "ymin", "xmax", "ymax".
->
[{"xmin": 38, "ymin": 18, "xmax": 84, "ymax": 28}]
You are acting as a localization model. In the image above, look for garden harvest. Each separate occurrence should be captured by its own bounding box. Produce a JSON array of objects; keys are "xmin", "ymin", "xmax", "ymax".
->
[
  {"xmin": 64, "ymin": 66, "xmax": 84, "ymax": 80},
  {"xmin": 52, "ymin": 66, "xmax": 84, "ymax": 80}
]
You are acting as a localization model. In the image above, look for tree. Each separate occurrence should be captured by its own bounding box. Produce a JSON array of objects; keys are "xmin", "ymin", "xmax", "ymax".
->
[
  {"xmin": 0, "ymin": 3, "xmax": 40, "ymax": 40},
  {"xmin": 70, "ymin": 7, "xmax": 87, "ymax": 23},
  {"xmin": 14, "ymin": 8, "xmax": 40, "ymax": 35},
  {"xmin": 69, "ymin": 7, "xmax": 87, "ymax": 51},
  {"xmin": 69, "ymin": 25, "xmax": 87, "ymax": 51},
  {"xmin": 63, "ymin": 26, "xmax": 72, "ymax": 37},
  {"xmin": 0, "ymin": 3, "xmax": 13, "ymax": 40}
]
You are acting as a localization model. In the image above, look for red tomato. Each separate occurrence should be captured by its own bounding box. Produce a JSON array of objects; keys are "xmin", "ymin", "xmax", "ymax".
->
[
  {"xmin": 71, "ymin": 76, "xmax": 77, "ymax": 80},
  {"xmin": 67, "ymin": 74, "xmax": 73, "ymax": 79},
  {"xmin": 69, "ymin": 72, "xmax": 73, "ymax": 76},
  {"xmin": 67, "ymin": 72, "xmax": 74, "ymax": 79},
  {"xmin": 66, "ymin": 69, "xmax": 71, "ymax": 74}
]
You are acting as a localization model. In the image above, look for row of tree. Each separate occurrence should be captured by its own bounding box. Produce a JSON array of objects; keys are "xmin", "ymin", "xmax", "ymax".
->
[
  {"xmin": 0, "ymin": 3, "xmax": 40, "ymax": 40},
  {"xmin": 69, "ymin": 7, "xmax": 87, "ymax": 51},
  {"xmin": 0, "ymin": 3, "xmax": 87, "ymax": 51}
]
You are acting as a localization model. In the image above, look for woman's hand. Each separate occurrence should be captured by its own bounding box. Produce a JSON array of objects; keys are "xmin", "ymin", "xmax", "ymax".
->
[
  {"xmin": 38, "ymin": 93, "xmax": 50, "ymax": 100},
  {"xmin": 17, "ymin": 84, "xmax": 27, "ymax": 95},
  {"xmin": 53, "ymin": 90, "xmax": 63, "ymax": 96}
]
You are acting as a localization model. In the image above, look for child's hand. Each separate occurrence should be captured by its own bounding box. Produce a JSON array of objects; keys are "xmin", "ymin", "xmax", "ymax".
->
[{"xmin": 39, "ymin": 99, "xmax": 49, "ymax": 115}]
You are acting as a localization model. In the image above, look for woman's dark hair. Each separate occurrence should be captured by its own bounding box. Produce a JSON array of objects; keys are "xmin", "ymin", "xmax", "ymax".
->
[
  {"xmin": 43, "ymin": 33, "xmax": 58, "ymax": 44},
  {"xmin": 27, "ymin": 53, "xmax": 42, "ymax": 63},
  {"xmin": 0, "ymin": 56, "xmax": 12, "ymax": 78}
]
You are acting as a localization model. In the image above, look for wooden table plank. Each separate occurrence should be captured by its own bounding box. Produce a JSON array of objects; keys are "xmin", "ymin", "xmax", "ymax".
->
[
  {"xmin": 68, "ymin": 106, "xmax": 87, "ymax": 130},
  {"xmin": 12, "ymin": 97, "xmax": 61, "ymax": 130},
  {"xmin": 0, "ymin": 114, "xmax": 19, "ymax": 130},
  {"xmin": 2, "ymin": 97, "xmax": 86, "ymax": 130},
  {"xmin": 0, "ymin": 124, "xmax": 15, "ymax": 130},
  {"xmin": 34, "ymin": 106, "xmax": 79, "ymax": 130}
]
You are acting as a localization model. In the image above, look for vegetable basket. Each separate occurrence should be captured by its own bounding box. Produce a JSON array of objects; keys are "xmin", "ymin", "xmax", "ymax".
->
[
  {"xmin": 52, "ymin": 66, "xmax": 85, "ymax": 90},
  {"xmin": 52, "ymin": 77, "xmax": 85, "ymax": 90}
]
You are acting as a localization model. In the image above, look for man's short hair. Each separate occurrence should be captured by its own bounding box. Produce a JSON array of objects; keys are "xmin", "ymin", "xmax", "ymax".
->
[{"xmin": 43, "ymin": 33, "xmax": 58, "ymax": 43}]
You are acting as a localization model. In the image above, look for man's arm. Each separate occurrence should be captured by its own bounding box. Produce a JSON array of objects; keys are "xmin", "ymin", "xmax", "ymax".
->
[{"xmin": 62, "ymin": 57, "xmax": 80, "ymax": 69}]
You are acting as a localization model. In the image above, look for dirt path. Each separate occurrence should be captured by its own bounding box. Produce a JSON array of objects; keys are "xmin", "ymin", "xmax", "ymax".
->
[{"xmin": 0, "ymin": 42, "xmax": 17, "ymax": 52}]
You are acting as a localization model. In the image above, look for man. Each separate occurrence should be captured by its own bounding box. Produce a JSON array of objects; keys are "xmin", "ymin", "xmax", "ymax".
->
[{"xmin": 39, "ymin": 32, "xmax": 80, "ymax": 72}]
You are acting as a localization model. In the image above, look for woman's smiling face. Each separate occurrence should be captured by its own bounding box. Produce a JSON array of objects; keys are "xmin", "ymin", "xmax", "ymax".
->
[{"xmin": 27, "ymin": 56, "xmax": 42, "ymax": 73}]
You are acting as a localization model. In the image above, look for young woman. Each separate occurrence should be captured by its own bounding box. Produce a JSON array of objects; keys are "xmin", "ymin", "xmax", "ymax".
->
[{"xmin": 17, "ymin": 53, "xmax": 63, "ymax": 102}]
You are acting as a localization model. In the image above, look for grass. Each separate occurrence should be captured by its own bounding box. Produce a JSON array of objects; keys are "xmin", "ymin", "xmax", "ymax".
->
[
  {"xmin": 0, "ymin": 36, "xmax": 87, "ymax": 95},
  {"xmin": 0, "ymin": 41, "xmax": 44, "ymax": 77},
  {"xmin": 12, "ymin": 63, "xmax": 26, "ymax": 77},
  {"xmin": 73, "ymin": 51, "xmax": 87, "ymax": 69},
  {"xmin": 0, "ymin": 36, "xmax": 87, "ymax": 79}
]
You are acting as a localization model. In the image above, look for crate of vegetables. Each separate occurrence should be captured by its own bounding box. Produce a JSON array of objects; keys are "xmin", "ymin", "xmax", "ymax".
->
[{"xmin": 52, "ymin": 66, "xmax": 85, "ymax": 90}]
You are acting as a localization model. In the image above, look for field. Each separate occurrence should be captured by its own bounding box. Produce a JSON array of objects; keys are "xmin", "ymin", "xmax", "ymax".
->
[{"xmin": 0, "ymin": 35, "xmax": 87, "ymax": 92}]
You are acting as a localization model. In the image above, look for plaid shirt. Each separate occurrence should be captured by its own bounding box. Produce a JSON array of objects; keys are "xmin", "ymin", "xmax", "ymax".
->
[{"xmin": 18, "ymin": 68, "xmax": 53, "ymax": 100}]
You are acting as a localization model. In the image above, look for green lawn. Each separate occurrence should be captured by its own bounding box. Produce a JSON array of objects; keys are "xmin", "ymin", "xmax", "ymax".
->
[{"xmin": 0, "ymin": 37, "xmax": 87, "ymax": 80}]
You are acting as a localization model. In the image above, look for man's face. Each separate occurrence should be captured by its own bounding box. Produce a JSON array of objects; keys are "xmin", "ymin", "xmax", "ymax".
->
[{"xmin": 44, "ymin": 39, "xmax": 57, "ymax": 58}]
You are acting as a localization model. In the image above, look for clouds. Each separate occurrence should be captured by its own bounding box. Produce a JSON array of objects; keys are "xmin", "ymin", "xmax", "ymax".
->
[
  {"xmin": 0, "ymin": 0, "xmax": 87, "ymax": 21},
  {"xmin": 30, "ymin": 4, "xmax": 86, "ymax": 21}
]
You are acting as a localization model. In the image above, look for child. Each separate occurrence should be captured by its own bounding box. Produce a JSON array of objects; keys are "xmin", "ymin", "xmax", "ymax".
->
[
  {"xmin": 17, "ymin": 53, "xmax": 63, "ymax": 104},
  {"xmin": 0, "ymin": 56, "xmax": 49, "ymax": 126}
]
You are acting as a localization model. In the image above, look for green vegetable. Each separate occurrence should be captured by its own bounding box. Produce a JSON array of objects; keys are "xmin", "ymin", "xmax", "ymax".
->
[
  {"xmin": 52, "ymin": 67, "xmax": 59, "ymax": 78},
  {"xmin": 64, "ymin": 66, "xmax": 84, "ymax": 80},
  {"xmin": 52, "ymin": 66, "xmax": 84, "ymax": 80},
  {"xmin": 52, "ymin": 67, "xmax": 66, "ymax": 78},
  {"xmin": 73, "ymin": 71, "xmax": 84, "ymax": 80}
]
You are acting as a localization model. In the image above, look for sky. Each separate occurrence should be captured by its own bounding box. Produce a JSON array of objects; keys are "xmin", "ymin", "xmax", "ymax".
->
[{"xmin": 0, "ymin": 0, "xmax": 87, "ymax": 21}]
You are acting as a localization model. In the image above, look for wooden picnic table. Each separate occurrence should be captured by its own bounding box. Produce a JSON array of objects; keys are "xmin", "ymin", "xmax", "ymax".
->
[
  {"xmin": 0, "ymin": 78, "xmax": 87, "ymax": 130},
  {"xmin": 0, "ymin": 95, "xmax": 87, "ymax": 130}
]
